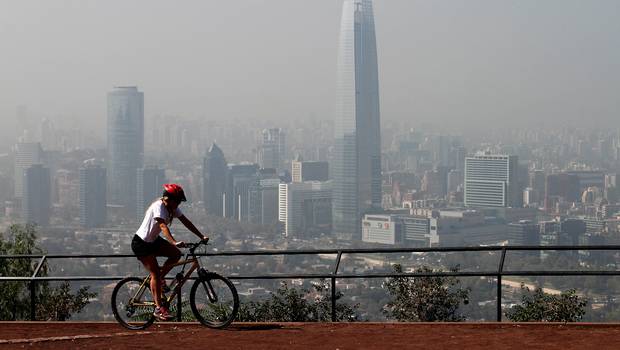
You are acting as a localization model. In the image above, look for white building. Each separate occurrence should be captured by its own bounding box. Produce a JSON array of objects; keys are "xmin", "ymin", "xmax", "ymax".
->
[
  {"xmin": 464, "ymin": 154, "xmax": 521, "ymax": 208},
  {"xmin": 361, "ymin": 214, "xmax": 441, "ymax": 246},
  {"xmin": 361, "ymin": 214, "xmax": 402, "ymax": 245},
  {"xmin": 279, "ymin": 181, "xmax": 332, "ymax": 237}
]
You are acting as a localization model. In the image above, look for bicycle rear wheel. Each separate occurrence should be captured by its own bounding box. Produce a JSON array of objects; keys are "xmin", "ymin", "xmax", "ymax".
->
[
  {"xmin": 190, "ymin": 272, "xmax": 239, "ymax": 328},
  {"xmin": 111, "ymin": 277, "xmax": 156, "ymax": 330}
]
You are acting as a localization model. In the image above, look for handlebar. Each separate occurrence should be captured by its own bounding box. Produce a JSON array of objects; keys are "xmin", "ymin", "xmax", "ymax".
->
[{"xmin": 183, "ymin": 239, "xmax": 210, "ymax": 251}]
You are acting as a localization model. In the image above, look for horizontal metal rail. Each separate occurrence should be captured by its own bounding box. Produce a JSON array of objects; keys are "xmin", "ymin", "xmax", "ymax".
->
[
  {"xmin": 1, "ymin": 245, "xmax": 619, "ymax": 322},
  {"xmin": 2, "ymin": 244, "xmax": 620, "ymax": 260},
  {"xmin": 3, "ymin": 270, "xmax": 620, "ymax": 282}
]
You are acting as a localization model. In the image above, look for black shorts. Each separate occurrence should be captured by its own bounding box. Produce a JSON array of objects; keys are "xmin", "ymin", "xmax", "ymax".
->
[{"xmin": 131, "ymin": 235, "xmax": 171, "ymax": 257}]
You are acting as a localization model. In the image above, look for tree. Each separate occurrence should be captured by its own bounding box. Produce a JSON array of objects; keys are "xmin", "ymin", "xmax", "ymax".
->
[
  {"xmin": 0, "ymin": 224, "xmax": 45, "ymax": 320},
  {"xmin": 312, "ymin": 279, "xmax": 359, "ymax": 322},
  {"xmin": 36, "ymin": 282, "xmax": 96, "ymax": 321},
  {"xmin": 505, "ymin": 284, "xmax": 588, "ymax": 322},
  {"xmin": 383, "ymin": 264, "xmax": 470, "ymax": 322},
  {"xmin": 0, "ymin": 224, "xmax": 96, "ymax": 320},
  {"xmin": 237, "ymin": 280, "xmax": 359, "ymax": 322}
]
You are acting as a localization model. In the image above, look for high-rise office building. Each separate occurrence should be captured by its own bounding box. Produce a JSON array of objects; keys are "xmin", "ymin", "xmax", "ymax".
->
[
  {"xmin": 544, "ymin": 173, "xmax": 580, "ymax": 210},
  {"xmin": 137, "ymin": 166, "xmax": 166, "ymax": 219},
  {"xmin": 507, "ymin": 221, "xmax": 539, "ymax": 246},
  {"xmin": 333, "ymin": 0, "xmax": 382, "ymax": 239},
  {"xmin": 22, "ymin": 164, "xmax": 51, "ymax": 226},
  {"xmin": 55, "ymin": 169, "xmax": 79, "ymax": 207},
  {"xmin": 529, "ymin": 169, "xmax": 546, "ymax": 204},
  {"xmin": 464, "ymin": 154, "xmax": 521, "ymax": 208},
  {"xmin": 249, "ymin": 175, "xmax": 281, "ymax": 226},
  {"xmin": 291, "ymin": 155, "xmax": 329, "ymax": 183},
  {"xmin": 421, "ymin": 168, "xmax": 448, "ymax": 198},
  {"xmin": 454, "ymin": 146, "xmax": 467, "ymax": 173},
  {"xmin": 14, "ymin": 142, "xmax": 44, "ymax": 198},
  {"xmin": 39, "ymin": 118, "xmax": 57, "ymax": 151},
  {"xmin": 279, "ymin": 181, "xmax": 332, "ymax": 237},
  {"xmin": 258, "ymin": 128, "xmax": 286, "ymax": 171},
  {"xmin": 203, "ymin": 143, "xmax": 228, "ymax": 217},
  {"xmin": 431, "ymin": 135, "xmax": 451, "ymax": 167},
  {"xmin": 79, "ymin": 162, "xmax": 107, "ymax": 228},
  {"xmin": 226, "ymin": 164, "xmax": 259, "ymax": 221},
  {"xmin": 565, "ymin": 170, "xmax": 605, "ymax": 190},
  {"xmin": 447, "ymin": 169, "xmax": 463, "ymax": 193},
  {"xmin": 107, "ymin": 86, "xmax": 144, "ymax": 217}
]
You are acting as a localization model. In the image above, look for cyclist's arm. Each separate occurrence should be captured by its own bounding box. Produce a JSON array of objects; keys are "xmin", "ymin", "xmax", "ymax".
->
[
  {"xmin": 156, "ymin": 218, "xmax": 179, "ymax": 245},
  {"xmin": 178, "ymin": 215, "xmax": 208, "ymax": 241}
]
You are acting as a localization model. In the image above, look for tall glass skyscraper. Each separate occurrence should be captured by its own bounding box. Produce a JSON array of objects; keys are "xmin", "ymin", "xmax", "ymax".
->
[
  {"xmin": 79, "ymin": 162, "xmax": 107, "ymax": 228},
  {"xmin": 333, "ymin": 0, "xmax": 382, "ymax": 239},
  {"xmin": 203, "ymin": 143, "xmax": 228, "ymax": 217},
  {"xmin": 107, "ymin": 86, "xmax": 144, "ymax": 217},
  {"xmin": 22, "ymin": 164, "xmax": 51, "ymax": 226},
  {"xmin": 258, "ymin": 128, "xmax": 286, "ymax": 172}
]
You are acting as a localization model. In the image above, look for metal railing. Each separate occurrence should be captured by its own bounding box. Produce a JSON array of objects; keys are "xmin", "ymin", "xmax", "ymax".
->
[{"xmin": 2, "ymin": 245, "xmax": 620, "ymax": 322}]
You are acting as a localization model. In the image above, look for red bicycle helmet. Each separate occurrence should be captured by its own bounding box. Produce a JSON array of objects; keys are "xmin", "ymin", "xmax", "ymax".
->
[{"xmin": 162, "ymin": 183, "xmax": 187, "ymax": 202}]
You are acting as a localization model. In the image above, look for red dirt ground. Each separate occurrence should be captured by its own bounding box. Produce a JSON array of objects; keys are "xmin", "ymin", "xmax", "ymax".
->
[{"xmin": 2, "ymin": 322, "xmax": 620, "ymax": 349}]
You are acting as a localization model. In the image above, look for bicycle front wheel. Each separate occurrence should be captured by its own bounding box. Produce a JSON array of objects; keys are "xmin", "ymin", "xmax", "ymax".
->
[
  {"xmin": 190, "ymin": 273, "xmax": 239, "ymax": 328},
  {"xmin": 111, "ymin": 277, "xmax": 156, "ymax": 330}
]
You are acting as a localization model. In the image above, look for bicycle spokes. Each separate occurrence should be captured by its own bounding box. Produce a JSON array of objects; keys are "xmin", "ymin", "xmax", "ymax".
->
[
  {"xmin": 190, "ymin": 273, "xmax": 239, "ymax": 328},
  {"xmin": 112, "ymin": 277, "xmax": 156, "ymax": 330}
]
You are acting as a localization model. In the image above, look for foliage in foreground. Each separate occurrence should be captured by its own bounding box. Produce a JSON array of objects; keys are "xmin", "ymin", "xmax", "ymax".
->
[
  {"xmin": 0, "ymin": 224, "xmax": 96, "ymax": 320},
  {"xmin": 383, "ymin": 264, "xmax": 470, "ymax": 322},
  {"xmin": 237, "ymin": 280, "xmax": 359, "ymax": 322},
  {"xmin": 505, "ymin": 284, "xmax": 588, "ymax": 322}
]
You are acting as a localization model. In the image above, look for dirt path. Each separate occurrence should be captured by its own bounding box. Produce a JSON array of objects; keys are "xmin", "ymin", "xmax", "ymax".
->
[{"xmin": 2, "ymin": 322, "xmax": 620, "ymax": 349}]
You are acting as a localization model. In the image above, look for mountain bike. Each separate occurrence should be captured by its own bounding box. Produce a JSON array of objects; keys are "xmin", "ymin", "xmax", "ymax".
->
[{"xmin": 111, "ymin": 240, "xmax": 239, "ymax": 330}]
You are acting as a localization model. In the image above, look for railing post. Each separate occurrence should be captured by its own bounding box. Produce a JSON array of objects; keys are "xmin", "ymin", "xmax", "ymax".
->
[
  {"xmin": 497, "ymin": 248, "xmax": 507, "ymax": 322},
  {"xmin": 331, "ymin": 277, "xmax": 336, "ymax": 322},
  {"xmin": 30, "ymin": 256, "xmax": 47, "ymax": 321},
  {"xmin": 29, "ymin": 281, "xmax": 36, "ymax": 321},
  {"xmin": 176, "ymin": 280, "xmax": 182, "ymax": 322},
  {"xmin": 331, "ymin": 251, "xmax": 343, "ymax": 322}
]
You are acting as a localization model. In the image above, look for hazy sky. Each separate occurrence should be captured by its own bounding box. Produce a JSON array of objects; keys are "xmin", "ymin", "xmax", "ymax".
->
[{"xmin": 1, "ymin": 0, "xmax": 619, "ymax": 137}]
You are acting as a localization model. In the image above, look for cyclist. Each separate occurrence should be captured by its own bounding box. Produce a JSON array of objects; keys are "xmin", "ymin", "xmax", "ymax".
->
[{"xmin": 131, "ymin": 183, "xmax": 208, "ymax": 321}]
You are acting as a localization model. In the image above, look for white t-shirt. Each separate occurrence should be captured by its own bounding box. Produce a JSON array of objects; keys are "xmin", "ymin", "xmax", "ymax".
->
[{"xmin": 135, "ymin": 200, "xmax": 183, "ymax": 243}]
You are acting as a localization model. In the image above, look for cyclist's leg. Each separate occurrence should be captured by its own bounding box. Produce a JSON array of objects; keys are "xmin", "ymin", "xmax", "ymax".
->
[
  {"xmin": 154, "ymin": 237, "xmax": 182, "ymax": 283},
  {"xmin": 138, "ymin": 255, "xmax": 163, "ymax": 308}
]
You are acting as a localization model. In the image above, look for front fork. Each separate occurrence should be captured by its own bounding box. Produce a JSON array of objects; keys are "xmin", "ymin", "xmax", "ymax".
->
[{"xmin": 198, "ymin": 268, "xmax": 218, "ymax": 303}]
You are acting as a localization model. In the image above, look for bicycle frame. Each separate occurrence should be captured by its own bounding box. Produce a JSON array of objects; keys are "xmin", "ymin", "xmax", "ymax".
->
[
  {"xmin": 129, "ymin": 255, "xmax": 201, "ymax": 308},
  {"xmin": 163, "ymin": 257, "xmax": 200, "ymax": 303}
]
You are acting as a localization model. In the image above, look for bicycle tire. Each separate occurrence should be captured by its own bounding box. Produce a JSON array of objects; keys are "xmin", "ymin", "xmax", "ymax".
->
[
  {"xmin": 190, "ymin": 272, "xmax": 239, "ymax": 328},
  {"xmin": 111, "ymin": 276, "xmax": 156, "ymax": 330}
]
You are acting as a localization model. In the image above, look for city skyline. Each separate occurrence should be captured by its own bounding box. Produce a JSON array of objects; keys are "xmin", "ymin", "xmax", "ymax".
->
[
  {"xmin": 0, "ymin": 1, "xmax": 618, "ymax": 241},
  {"xmin": 1, "ymin": 0, "xmax": 619, "ymax": 150}
]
